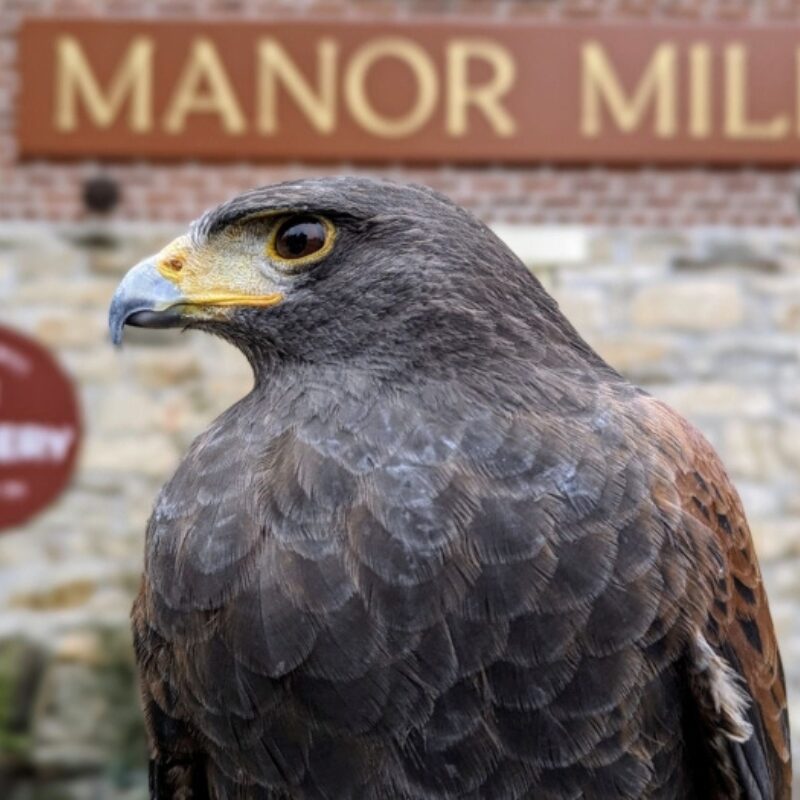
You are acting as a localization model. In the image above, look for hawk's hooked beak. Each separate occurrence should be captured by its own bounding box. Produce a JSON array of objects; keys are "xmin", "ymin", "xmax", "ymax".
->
[
  {"xmin": 109, "ymin": 236, "xmax": 284, "ymax": 345},
  {"xmin": 108, "ymin": 257, "xmax": 186, "ymax": 345}
]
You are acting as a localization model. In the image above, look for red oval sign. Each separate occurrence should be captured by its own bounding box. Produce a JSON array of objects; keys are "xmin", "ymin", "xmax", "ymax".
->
[{"xmin": 0, "ymin": 324, "xmax": 81, "ymax": 531}]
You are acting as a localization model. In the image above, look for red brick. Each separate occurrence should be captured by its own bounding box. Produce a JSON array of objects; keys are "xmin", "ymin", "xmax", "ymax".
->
[
  {"xmin": 616, "ymin": 0, "xmax": 657, "ymax": 18},
  {"xmin": 561, "ymin": 0, "xmax": 605, "ymax": 18},
  {"xmin": 659, "ymin": 0, "xmax": 706, "ymax": 20},
  {"xmin": 766, "ymin": 0, "xmax": 800, "ymax": 21},
  {"xmin": 713, "ymin": 0, "xmax": 752, "ymax": 21}
]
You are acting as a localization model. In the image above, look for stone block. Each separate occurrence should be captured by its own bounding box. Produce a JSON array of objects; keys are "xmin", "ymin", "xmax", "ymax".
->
[
  {"xmin": 587, "ymin": 232, "xmax": 613, "ymax": 263},
  {"xmin": 8, "ymin": 581, "xmax": 96, "ymax": 612},
  {"xmin": 155, "ymin": 394, "xmax": 208, "ymax": 440},
  {"xmin": 653, "ymin": 382, "xmax": 774, "ymax": 420},
  {"xmin": 593, "ymin": 335, "xmax": 674, "ymax": 381},
  {"xmin": 491, "ymin": 225, "xmax": 589, "ymax": 266},
  {"xmin": 721, "ymin": 420, "xmax": 781, "ymax": 481},
  {"xmin": 735, "ymin": 481, "xmax": 781, "ymax": 520},
  {"xmin": 80, "ymin": 434, "xmax": 178, "ymax": 478},
  {"xmin": 631, "ymin": 280, "xmax": 745, "ymax": 331},
  {"xmin": 551, "ymin": 287, "xmax": 606, "ymax": 334},
  {"xmin": 777, "ymin": 377, "xmax": 800, "ymax": 411},
  {"xmin": 750, "ymin": 273, "xmax": 800, "ymax": 296},
  {"xmin": 33, "ymin": 313, "xmax": 106, "ymax": 350},
  {"xmin": 52, "ymin": 632, "xmax": 103, "ymax": 667},
  {"xmin": 86, "ymin": 246, "xmax": 136, "ymax": 277},
  {"xmin": 777, "ymin": 418, "xmax": 800, "ymax": 471},
  {"xmin": 95, "ymin": 386, "xmax": 161, "ymax": 435},
  {"xmin": 631, "ymin": 231, "xmax": 691, "ymax": 264},
  {"xmin": 61, "ymin": 349, "xmax": 119, "ymax": 384},
  {"xmin": 13, "ymin": 279, "xmax": 116, "ymax": 309},
  {"xmin": 13, "ymin": 243, "xmax": 84, "ymax": 280},
  {"xmin": 751, "ymin": 518, "xmax": 800, "ymax": 562},
  {"xmin": 130, "ymin": 350, "xmax": 201, "ymax": 389},
  {"xmin": 775, "ymin": 298, "xmax": 800, "ymax": 332}
]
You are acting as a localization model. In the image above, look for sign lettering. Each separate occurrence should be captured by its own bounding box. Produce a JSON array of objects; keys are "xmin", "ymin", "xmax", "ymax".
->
[{"xmin": 18, "ymin": 19, "xmax": 800, "ymax": 163}]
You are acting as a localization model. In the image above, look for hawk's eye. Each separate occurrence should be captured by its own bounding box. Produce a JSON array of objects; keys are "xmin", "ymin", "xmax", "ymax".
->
[{"xmin": 274, "ymin": 216, "xmax": 327, "ymax": 261}]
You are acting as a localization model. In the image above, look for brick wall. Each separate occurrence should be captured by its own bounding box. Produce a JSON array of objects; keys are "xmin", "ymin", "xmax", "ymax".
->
[{"xmin": 3, "ymin": 0, "xmax": 800, "ymax": 226}]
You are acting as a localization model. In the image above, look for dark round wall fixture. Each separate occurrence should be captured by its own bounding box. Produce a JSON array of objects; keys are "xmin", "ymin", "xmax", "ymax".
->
[{"xmin": 82, "ymin": 175, "xmax": 120, "ymax": 214}]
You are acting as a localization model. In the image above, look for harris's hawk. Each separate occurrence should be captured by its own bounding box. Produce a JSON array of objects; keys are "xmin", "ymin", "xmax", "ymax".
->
[{"xmin": 109, "ymin": 178, "xmax": 790, "ymax": 799}]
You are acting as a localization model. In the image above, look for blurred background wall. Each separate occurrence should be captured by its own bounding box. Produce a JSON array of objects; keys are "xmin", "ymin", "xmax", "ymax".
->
[{"xmin": 2, "ymin": 1, "xmax": 800, "ymax": 798}]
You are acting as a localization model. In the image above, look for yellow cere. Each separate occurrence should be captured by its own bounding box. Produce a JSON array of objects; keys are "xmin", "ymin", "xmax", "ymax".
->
[{"xmin": 155, "ymin": 234, "xmax": 284, "ymax": 310}]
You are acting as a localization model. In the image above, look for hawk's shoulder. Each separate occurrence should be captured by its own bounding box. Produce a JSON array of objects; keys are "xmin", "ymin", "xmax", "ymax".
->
[{"xmin": 638, "ymin": 396, "xmax": 791, "ymax": 799}]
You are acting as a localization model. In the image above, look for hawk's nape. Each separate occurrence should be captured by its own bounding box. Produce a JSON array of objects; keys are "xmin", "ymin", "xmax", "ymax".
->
[{"xmin": 111, "ymin": 177, "xmax": 790, "ymax": 799}]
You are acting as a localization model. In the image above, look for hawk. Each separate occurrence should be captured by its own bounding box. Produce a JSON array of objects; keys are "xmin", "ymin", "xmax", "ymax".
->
[{"xmin": 109, "ymin": 178, "xmax": 790, "ymax": 799}]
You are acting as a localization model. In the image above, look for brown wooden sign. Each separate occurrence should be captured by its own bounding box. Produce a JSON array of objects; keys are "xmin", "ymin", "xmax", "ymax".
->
[{"xmin": 17, "ymin": 18, "xmax": 800, "ymax": 164}]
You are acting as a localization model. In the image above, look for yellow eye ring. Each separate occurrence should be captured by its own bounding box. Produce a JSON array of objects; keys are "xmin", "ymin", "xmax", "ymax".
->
[{"xmin": 267, "ymin": 214, "xmax": 337, "ymax": 269}]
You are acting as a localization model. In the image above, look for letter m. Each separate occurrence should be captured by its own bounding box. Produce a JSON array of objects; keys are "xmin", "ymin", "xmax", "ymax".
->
[
  {"xmin": 581, "ymin": 42, "xmax": 676, "ymax": 138},
  {"xmin": 55, "ymin": 35, "xmax": 153, "ymax": 132}
]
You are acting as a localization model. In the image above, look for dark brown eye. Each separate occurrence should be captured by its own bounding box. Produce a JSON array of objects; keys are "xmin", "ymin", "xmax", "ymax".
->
[{"xmin": 274, "ymin": 216, "xmax": 328, "ymax": 261}]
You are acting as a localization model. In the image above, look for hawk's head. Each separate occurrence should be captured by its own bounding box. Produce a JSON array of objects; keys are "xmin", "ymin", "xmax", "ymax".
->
[{"xmin": 109, "ymin": 177, "xmax": 596, "ymax": 382}]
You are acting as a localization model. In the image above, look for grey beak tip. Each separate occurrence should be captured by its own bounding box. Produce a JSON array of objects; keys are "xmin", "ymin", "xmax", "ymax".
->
[
  {"xmin": 108, "ymin": 256, "xmax": 185, "ymax": 346},
  {"xmin": 108, "ymin": 298, "xmax": 128, "ymax": 347}
]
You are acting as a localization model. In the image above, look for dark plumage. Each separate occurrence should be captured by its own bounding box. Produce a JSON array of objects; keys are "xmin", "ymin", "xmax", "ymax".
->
[{"xmin": 109, "ymin": 178, "xmax": 791, "ymax": 799}]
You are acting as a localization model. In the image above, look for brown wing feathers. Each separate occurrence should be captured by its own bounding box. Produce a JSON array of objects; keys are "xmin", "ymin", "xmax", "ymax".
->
[{"xmin": 644, "ymin": 398, "xmax": 791, "ymax": 798}]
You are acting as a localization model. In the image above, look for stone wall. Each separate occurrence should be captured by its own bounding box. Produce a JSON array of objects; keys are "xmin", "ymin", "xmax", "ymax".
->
[{"xmin": 0, "ymin": 219, "xmax": 798, "ymax": 797}]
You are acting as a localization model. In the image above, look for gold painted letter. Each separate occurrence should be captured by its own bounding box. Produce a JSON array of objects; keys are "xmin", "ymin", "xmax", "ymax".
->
[
  {"xmin": 581, "ymin": 41, "xmax": 677, "ymax": 137},
  {"xmin": 797, "ymin": 47, "xmax": 800, "ymax": 137},
  {"xmin": 446, "ymin": 39, "xmax": 517, "ymax": 137},
  {"xmin": 725, "ymin": 44, "xmax": 789, "ymax": 140},
  {"xmin": 163, "ymin": 38, "xmax": 246, "ymax": 134},
  {"xmin": 689, "ymin": 43, "xmax": 712, "ymax": 138},
  {"xmin": 345, "ymin": 37, "xmax": 438, "ymax": 138},
  {"xmin": 55, "ymin": 35, "xmax": 153, "ymax": 132},
  {"xmin": 258, "ymin": 38, "xmax": 338, "ymax": 135}
]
